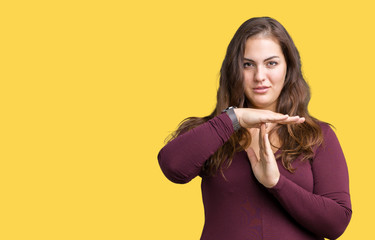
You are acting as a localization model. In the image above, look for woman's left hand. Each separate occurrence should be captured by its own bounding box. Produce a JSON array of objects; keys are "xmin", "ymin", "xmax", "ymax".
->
[{"xmin": 245, "ymin": 123, "xmax": 280, "ymax": 188}]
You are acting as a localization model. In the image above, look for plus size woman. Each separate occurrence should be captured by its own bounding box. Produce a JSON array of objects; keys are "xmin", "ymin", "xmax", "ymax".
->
[{"xmin": 158, "ymin": 17, "xmax": 352, "ymax": 240}]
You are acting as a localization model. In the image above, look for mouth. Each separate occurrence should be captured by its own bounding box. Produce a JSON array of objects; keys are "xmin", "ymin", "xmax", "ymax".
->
[{"xmin": 253, "ymin": 86, "xmax": 270, "ymax": 94}]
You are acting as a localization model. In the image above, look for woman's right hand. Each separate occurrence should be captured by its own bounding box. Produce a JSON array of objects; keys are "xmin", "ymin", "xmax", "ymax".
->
[{"xmin": 233, "ymin": 108, "xmax": 305, "ymax": 129}]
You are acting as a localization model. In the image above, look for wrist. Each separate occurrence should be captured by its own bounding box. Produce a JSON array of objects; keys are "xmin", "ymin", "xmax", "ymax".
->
[
  {"xmin": 223, "ymin": 106, "xmax": 241, "ymax": 131},
  {"xmin": 265, "ymin": 174, "xmax": 280, "ymax": 188},
  {"xmin": 233, "ymin": 108, "xmax": 241, "ymax": 121},
  {"xmin": 233, "ymin": 108, "xmax": 243, "ymax": 127}
]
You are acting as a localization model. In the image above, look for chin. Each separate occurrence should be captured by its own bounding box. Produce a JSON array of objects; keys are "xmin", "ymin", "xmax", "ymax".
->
[{"xmin": 252, "ymin": 102, "xmax": 276, "ymax": 111}]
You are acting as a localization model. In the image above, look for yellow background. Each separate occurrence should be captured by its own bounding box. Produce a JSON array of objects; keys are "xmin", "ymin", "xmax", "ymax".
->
[{"xmin": 1, "ymin": 0, "xmax": 373, "ymax": 239}]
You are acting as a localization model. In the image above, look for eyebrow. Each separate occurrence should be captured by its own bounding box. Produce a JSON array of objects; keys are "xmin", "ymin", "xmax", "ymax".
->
[{"xmin": 244, "ymin": 56, "xmax": 280, "ymax": 62}]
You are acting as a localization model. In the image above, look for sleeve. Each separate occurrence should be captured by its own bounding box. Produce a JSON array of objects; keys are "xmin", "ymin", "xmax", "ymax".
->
[
  {"xmin": 157, "ymin": 113, "xmax": 234, "ymax": 184},
  {"xmin": 267, "ymin": 123, "xmax": 352, "ymax": 239}
]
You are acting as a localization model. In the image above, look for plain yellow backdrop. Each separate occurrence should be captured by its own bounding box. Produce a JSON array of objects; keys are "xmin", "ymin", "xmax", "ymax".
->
[{"xmin": 1, "ymin": 0, "xmax": 374, "ymax": 239}]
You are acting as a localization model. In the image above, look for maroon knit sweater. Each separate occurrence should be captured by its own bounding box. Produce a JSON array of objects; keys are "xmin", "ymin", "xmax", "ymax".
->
[{"xmin": 158, "ymin": 112, "xmax": 352, "ymax": 240}]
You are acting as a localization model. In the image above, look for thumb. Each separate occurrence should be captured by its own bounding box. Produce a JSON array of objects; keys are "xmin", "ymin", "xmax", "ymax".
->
[{"xmin": 246, "ymin": 147, "xmax": 258, "ymax": 167}]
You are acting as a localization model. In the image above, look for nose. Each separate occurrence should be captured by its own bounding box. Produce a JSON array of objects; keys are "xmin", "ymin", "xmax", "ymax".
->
[{"xmin": 254, "ymin": 66, "xmax": 266, "ymax": 82}]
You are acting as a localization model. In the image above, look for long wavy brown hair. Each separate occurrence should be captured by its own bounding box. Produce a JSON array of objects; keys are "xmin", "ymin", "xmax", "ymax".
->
[{"xmin": 166, "ymin": 17, "xmax": 324, "ymax": 177}]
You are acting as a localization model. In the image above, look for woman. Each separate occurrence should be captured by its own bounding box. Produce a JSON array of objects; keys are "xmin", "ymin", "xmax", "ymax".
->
[{"xmin": 158, "ymin": 17, "xmax": 352, "ymax": 240}]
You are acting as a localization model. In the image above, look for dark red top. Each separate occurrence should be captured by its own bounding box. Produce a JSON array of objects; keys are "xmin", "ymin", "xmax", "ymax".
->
[{"xmin": 158, "ymin": 113, "xmax": 352, "ymax": 240}]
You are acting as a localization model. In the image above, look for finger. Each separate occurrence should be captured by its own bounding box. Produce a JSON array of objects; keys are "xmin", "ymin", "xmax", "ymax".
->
[
  {"xmin": 246, "ymin": 147, "xmax": 259, "ymax": 167},
  {"xmin": 259, "ymin": 123, "xmax": 268, "ymax": 161},
  {"xmin": 263, "ymin": 133, "xmax": 274, "ymax": 157},
  {"xmin": 261, "ymin": 114, "xmax": 289, "ymax": 123},
  {"xmin": 260, "ymin": 123, "xmax": 267, "ymax": 138},
  {"xmin": 261, "ymin": 115, "xmax": 304, "ymax": 124},
  {"xmin": 264, "ymin": 122, "xmax": 272, "ymax": 134},
  {"xmin": 275, "ymin": 116, "xmax": 305, "ymax": 124},
  {"xmin": 259, "ymin": 123, "xmax": 266, "ymax": 153},
  {"xmin": 257, "ymin": 111, "xmax": 305, "ymax": 126}
]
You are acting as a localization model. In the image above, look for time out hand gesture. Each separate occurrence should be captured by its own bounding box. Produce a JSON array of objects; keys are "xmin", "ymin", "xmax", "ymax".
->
[
  {"xmin": 234, "ymin": 108, "xmax": 305, "ymax": 129},
  {"xmin": 245, "ymin": 123, "xmax": 281, "ymax": 188},
  {"xmin": 232, "ymin": 107, "xmax": 305, "ymax": 188}
]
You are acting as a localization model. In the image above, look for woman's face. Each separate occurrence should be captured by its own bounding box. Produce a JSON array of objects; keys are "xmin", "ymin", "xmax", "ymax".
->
[{"xmin": 242, "ymin": 36, "xmax": 287, "ymax": 112}]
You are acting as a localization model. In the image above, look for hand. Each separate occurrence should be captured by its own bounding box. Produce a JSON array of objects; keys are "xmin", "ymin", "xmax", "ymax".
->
[
  {"xmin": 245, "ymin": 123, "xmax": 280, "ymax": 188},
  {"xmin": 234, "ymin": 108, "xmax": 305, "ymax": 129}
]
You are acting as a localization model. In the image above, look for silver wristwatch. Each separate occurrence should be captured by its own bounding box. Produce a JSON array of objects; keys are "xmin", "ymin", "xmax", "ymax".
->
[{"xmin": 222, "ymin": 106, "xmax": 241, "ymax": 131}]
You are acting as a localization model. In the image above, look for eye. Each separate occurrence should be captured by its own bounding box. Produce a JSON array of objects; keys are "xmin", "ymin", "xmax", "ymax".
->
[
  {"xmin": 243, "ymin": 62, "xmax": 254, "ymax": 68},
  {"xmin": 267, "ymin": 61, "xmax": 278, "ymax": 66}
]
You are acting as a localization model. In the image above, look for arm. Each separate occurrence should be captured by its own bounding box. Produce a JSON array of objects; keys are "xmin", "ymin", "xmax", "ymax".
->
[
  {"xmin": 267, "ymin": 124, "xmax": 352, "ymax": 239},
  {"xmin": 158, "ymin": 108, "xmax": 305, "ymax": 184},
  {"xmin": 157, "ymin": 113, "xmax": 234, "ymax": 184}
]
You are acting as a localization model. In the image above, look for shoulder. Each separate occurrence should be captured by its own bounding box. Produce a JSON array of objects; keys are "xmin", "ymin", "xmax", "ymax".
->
[
  {"xmin": 314, "ymin": 120, "xmax": 341, "ymax": 155},
  {"xmin": 316, "ymin": 121, "xmax": 336, "ymax": 140}
]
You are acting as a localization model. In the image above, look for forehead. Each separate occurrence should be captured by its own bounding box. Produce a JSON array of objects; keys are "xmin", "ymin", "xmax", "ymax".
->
[{"xmin": 244, "ymin": 36, "xmax": 283, "ymax": 59}]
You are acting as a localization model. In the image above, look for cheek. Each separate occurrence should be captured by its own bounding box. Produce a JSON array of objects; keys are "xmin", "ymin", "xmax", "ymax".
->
[
  {"xmin": 269, "ymin": 69, "xmax": 286, "ymax": 86},
  {"xmin": 243, "ymin": 71, "xmax": 253, "ymax": 85}
]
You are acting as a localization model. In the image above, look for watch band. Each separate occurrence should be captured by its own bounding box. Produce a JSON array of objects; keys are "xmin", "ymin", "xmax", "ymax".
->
[{"xmin": 222, "ymin": 106, "xmax": 241, "ymax": 131}]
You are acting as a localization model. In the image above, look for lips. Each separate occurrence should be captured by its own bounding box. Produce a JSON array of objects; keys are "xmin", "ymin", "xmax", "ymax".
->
[{"xmin": 253, "ymin": 86, "xmax": 270, "ymax": 94}]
